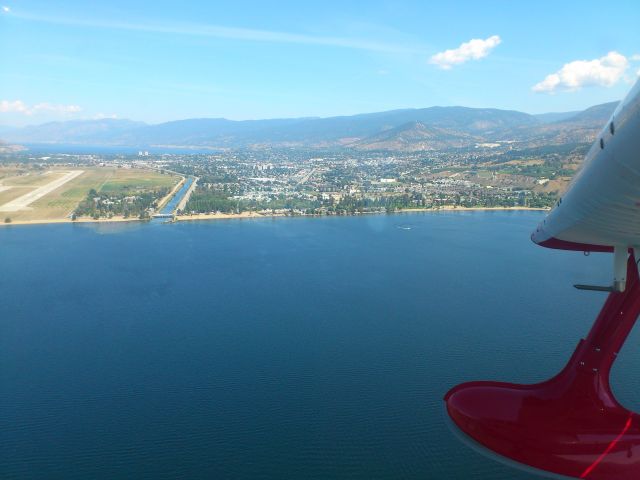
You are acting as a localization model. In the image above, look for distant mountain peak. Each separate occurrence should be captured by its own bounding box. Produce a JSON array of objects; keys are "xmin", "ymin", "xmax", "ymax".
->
[
  {"xmin": 0, "ymin": 102, "xmax": 618, "ymax": 150},
  {"xmin": 557, "ymin": 101, "xmax": 618, "ymax": 125},
  {"xmin": 352, "ymin": 120, "xmax": 478, "ymax": 151}
]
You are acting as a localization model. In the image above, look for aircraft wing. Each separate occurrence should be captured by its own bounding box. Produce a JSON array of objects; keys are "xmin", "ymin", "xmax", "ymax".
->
[{"xmin": 531, "ymin": 79, "xmax": 640, "ymax": 252}]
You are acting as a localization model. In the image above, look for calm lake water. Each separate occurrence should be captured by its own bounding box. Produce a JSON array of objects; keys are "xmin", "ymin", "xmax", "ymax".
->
[{"xmin": 3, "ymin": 212, "xmax": 640, "ymax": 479}]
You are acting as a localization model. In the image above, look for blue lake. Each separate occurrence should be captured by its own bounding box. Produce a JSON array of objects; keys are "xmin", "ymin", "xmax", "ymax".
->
[{"xmin": 3, "ymin": 212, "xmax": 640, "ymax": 479}]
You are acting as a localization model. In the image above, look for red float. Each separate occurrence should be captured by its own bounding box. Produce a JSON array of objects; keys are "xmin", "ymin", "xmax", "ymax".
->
[{"xmin": 445, "ymin": 253, "xmax": 640, "ymax": 479}]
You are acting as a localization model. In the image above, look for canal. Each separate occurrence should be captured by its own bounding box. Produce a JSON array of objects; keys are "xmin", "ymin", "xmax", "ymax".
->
[{"xmin": 160, "ymin": 177, "xmax": 194, "ymax": 215}]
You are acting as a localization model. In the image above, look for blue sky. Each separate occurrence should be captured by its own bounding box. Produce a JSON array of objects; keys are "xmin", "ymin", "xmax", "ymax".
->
[{"xmin": 1, "ymin": 0, "xmax": 639, "ymax": 126}]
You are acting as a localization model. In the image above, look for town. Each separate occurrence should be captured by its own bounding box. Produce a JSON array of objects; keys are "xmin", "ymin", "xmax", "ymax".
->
[{"xmin": 0, "ymin": 141, "xmax": 586, "ymax": 222}]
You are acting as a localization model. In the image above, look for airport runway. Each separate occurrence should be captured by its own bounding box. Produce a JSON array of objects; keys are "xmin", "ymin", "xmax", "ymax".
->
[{"xmin": 0, "ymin": 170, "xmax": 84, "ymax": 212}]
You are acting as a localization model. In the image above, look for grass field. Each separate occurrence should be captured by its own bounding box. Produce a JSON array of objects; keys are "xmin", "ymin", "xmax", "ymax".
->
[
  {"xmin": 0, "ymin": 166, "xmax": 180, "ymax": 222},
  {"xmin": 0, "ymin": 169, "xmax": 68, "ymax": 186},
  {"xmin": 0, "ymin": 166, "xmax": 31, "ymax": 181},
  {"xmin": 0, "ymin": 186, "xmax": 32, "ymax": 206}
]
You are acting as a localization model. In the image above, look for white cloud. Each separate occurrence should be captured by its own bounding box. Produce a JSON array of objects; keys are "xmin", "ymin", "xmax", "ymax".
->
[
  {"xmin": 1, "ymin": 6, "xmax": 9, "ymax": 13},
  {"xmin": 533, "ymin": 51, "xmax": 629, "ymax": 93},
  {"xmin": 34, "ymin": 102, "xmax": 82, "ymax": 114},
  {"xmin": 430, "ymin": 35, "xmax": 501, "ymax": 70},
  {"xmin": 93, "ymin": 113, "xmax": 118, "ymax": 119},
  {"xmin": 631, "ymin": 54, "xmax": 640, "ymax": 61},
  {"xmin": 0, "ymin": 100, "xmax": 82, "ymax": 115},
  {"xmin": 0, "ymin": 100, "xmax": 29, "ymax": 114}
]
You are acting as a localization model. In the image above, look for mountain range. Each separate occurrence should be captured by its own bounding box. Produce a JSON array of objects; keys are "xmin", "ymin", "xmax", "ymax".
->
[{"xmin": 0, "ymin": 102, "xmax": 618, "ymax": 151}]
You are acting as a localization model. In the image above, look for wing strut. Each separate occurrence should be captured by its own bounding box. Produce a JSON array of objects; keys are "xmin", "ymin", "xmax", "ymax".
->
[{"xmin": 574, "ymin": 246, "xmax": 630, "ymax": 292}]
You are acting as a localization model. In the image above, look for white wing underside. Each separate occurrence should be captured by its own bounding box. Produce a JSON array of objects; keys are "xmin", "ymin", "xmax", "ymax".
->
[{"xmin": 532, "ymin": 80, "xmax": 640, "ymax": 251}]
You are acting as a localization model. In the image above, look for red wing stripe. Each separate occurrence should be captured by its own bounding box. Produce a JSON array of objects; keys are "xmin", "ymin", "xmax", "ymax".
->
[{"xmin": 580, "ymin": 415, "xmax": 633, "ymax": 478}]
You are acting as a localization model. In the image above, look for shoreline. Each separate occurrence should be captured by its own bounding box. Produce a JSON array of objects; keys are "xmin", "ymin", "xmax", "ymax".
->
[
  {"xmin": 175, "ymin": 211, "xmax": 267, "ymax": 221},
  {"xmin": 401, "ymin": 206, "xmax": 549, "ymax": 212},
  {"xmin": 0, "ymin": 216, "xmax": 146, "ymax": 227},
  {"xmin": 175, "ymin": 206, "xmax": 550, "ymax": 223},
  {"xmin": 0, "ymin": 206, "xmax": 550, "ymax": 228}
]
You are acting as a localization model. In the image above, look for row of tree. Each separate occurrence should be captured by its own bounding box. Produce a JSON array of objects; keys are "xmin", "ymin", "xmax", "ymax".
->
[
  {"xmin": 182, "ymin": 187, "xmax": 557, "ymax": 217},
  {"xmin": 74, "ymin": 188, "xmax": 169, "ymax": 219}
]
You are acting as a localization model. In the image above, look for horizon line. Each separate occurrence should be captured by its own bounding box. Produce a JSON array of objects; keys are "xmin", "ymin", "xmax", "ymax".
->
[{"xmin": 0, "ymin": 98, "xmax": 621, "ymax": 129}]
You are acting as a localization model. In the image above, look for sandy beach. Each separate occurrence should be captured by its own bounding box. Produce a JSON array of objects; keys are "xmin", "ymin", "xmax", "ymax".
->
[
  {"xmin": 174, "ymin": 206, "xmax": 549, "ymax": 223},
  {"xmin": 0, "ymin": 206, "xmax": 550, "ymax": 227},
  {"xmin": 174, "ymin": 211, "xmax": 268, "ymax": 221},
  {"xmin": 0, "ymin": 216, "xmax": 145, "ymax": 227},
  {"xmin": 401, "ymin": 206, "xmax": 550, "ymax": 212}
]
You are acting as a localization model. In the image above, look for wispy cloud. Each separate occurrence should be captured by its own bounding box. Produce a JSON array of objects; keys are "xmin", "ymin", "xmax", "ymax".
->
[
  {"xmin": 0, "ymin": 100, "xmax": 82, "ymax": 115},
  {"xmin": 532, "ymin": 51, "xmax": 629, "ymax": 93},
  {"xmin": 1, "ymin": 6, "xmax": 10, "ymax": 13},
  {"xmin": 9, "ymin": 11, "xmax": 424, "ymax": 55},
  {"xmin": 430, "ymin": 35, "xmax": 501, "ymax": 70},
  {"xmin": 93, "ymin": 113, "xmax": 118, "ymax": 120}
]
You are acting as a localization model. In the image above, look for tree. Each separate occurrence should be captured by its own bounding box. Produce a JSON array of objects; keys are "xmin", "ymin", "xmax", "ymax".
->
[{"xmin": 4, "ymin": 217, "xmax": 11, "ymax": 223}]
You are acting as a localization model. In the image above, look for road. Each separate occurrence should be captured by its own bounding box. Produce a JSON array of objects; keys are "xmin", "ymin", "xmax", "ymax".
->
[{"xmin": 296, "ymin": 168, "xmax": 316, "ymax": 186}]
